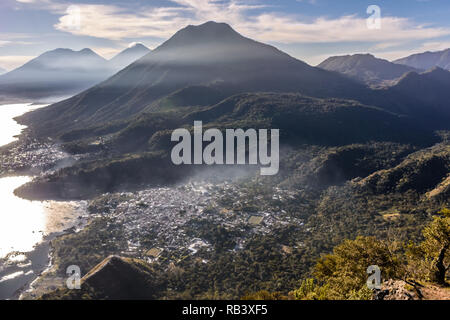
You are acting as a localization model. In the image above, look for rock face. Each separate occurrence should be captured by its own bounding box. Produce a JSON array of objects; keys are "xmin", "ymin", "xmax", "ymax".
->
[{"xmin": 374, "ymin": 280, "xmax": 418, "ymax": 300}]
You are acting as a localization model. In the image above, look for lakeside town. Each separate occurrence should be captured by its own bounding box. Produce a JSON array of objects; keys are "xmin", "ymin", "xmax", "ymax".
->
[
  {"xmin": 0, "ymin": 129, "xmax": 308, "ymax": 299},
  {"xmin": 87, "ymin": 181, "xmax": 305, "ymax": 263},
  {"xmin": 14, "ymin": 176, "xmax": 307, "ymax": 299},
  {"xmin": 0, "ymin": 137, "xmax": 83, "ymax": 177}
]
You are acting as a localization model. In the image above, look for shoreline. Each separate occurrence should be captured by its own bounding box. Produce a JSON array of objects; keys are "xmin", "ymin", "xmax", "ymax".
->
[
  {"xmin": 17, "ymin": 229, "xmax": 75, "ymax": 300},
  {"xmin": 0, "ymin": 205, "xmax": 90, "ymax": 300},
  {"xmin": 1, "ymin": 232, "xmax": 60, "ymax": 300},
  {"xmin": 0, "ymin": 203, "xmax": 90, "ymax": 300},
  {"xmin": 0, "ymin": 103, "xmax": 90, "ymax": 300}
]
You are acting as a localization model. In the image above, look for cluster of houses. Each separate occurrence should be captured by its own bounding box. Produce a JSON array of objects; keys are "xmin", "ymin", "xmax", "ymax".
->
[
  {"xmin": 89, "ymin": 181, "xmax": 304, "ymax": 263},
  {"xmin": 0, "ymin": 139, "xmax": 78, "ymax": 175}
]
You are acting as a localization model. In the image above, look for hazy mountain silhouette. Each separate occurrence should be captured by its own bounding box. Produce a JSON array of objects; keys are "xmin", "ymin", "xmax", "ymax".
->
[
  {"xmin": 0, "ymin": 45, "xmax": 150, "ymax": 103},
  {"xmin": 318, "ymin": 54, "xmax": 418, "ymax": 87},
  {"xmin": 0, "ymin": 67, "xmax": 6, "ymax": 75},
  {"xmin": 20, "ymin": 21, "xmax": 371, "ymax": 135},
  {"xmin": 109, "ymin": 43, "xmax": 151, "ymax": 70},
  {"xmin": 394, "ymin": 48, "xmax": 450, "ymax": 71},
  {"xmin": 0, "ymin": 48, "xmax": 110, "ymax": 102},
  {"xmin": 381, "ymin": 67, "xmax": 450, "ymax": 120}
]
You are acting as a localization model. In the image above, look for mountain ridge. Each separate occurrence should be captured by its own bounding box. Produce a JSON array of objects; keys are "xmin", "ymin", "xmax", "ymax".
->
[
  {"xmin": 18, "ymin": 21, "xmax": 372, "ymax": 136},
  {"xmin": 380, "ymin": 66, "xmax": 450, "ymax": 121},
  {"xmin": 0, "ymin": 45, "xmax": 150, "ymax": 103},
  {"xmin": 394, "ymin": 48, "xmax": 450, "ymax": 70},
  {"xmin": 40, "ymin": 255, "xmax": 166, "ymax": 299},
  {"xmin": 109, "ymin": 43, "xmax": 151, "ymax": 70},
  {"xmin": 318, "ymin": 53, "xmax": 419, "ymax": 86}
]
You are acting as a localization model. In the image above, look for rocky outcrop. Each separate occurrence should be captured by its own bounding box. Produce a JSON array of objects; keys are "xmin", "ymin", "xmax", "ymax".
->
[{"xmin": 374, "ymin": 279, "xmax": 450, "ymax": 300}]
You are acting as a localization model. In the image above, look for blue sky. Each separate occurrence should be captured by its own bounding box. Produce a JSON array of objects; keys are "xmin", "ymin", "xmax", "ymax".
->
[{"xmin": 1, "ymin": 0, "xmax": 450, "ymax": 70}]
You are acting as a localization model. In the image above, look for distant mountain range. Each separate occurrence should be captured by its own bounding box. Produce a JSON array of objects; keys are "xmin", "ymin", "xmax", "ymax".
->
[
  {"xmin": 13, "ymin": 21, "xmax": 450, "ymax": 200},
  {"xmin": 316, "ymin": 52, "xmax": 450, "ymax": 123},
  {"xmin": 19, "ymin": 21, "xmax": 371, "ymax": 135},
  {"xmin": 381, "ymin": 66, "xmax": 450, "ymax": 119},
  {"xmin": 20, "ymin": 22, "xmax": 450, "ymax": 139},
  {"xmin": 0, "ymin": 43, "xmax": 150, "ymax": 103},
  {"xmin": 318, "ymin": 54, "xmax": 419, "ymax": 87},
  {"xmin": 109, "ymin": 43, "xmax": 151, "ymax": 70},
  {"xmin": 394, "ymin": 48, "xmax": 450, "ymax": 71},
  {"xmin": 0, "ymin": 67, "xmax": 6, "ymax": 75}
]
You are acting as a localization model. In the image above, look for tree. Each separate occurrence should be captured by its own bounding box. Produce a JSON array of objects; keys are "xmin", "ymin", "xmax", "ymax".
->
[
  {"xmin": 420, "ymin": 208, "xmax": 450, "ymax": 285},
  {"xmin": 241, "ymin": 290, "xmax": 286, "ymax": 300},
  {"xmin": 294, "ymin": 236, "xmax": 403, "ymax": 300},
  {"xmin": 289, "ymin": 278, "xmax": 331, "ymax": 300}
]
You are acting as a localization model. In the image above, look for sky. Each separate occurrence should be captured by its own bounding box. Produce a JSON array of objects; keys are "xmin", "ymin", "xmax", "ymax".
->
[{"xmin": 1, "ymin": 0, "xmax": 450, "ymax": 71}]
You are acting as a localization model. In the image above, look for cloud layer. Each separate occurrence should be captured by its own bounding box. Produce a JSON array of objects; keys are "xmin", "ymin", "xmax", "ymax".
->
[
  {"xmin": 53, "ymin": 0, "xmax": 450, "ymax": 46},
  {"xmin": 3, "ymin": 0, "xmax": 450, "ymax": 69}
]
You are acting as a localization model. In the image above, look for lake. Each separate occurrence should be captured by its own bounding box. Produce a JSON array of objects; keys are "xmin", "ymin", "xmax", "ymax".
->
[
  {"xmin": 0, "ymin": 103, "xmax": 87, "ymax": 299},
  {"xmin": 0, "ymin": 103, "xmax": 41, "ymax": 147}
]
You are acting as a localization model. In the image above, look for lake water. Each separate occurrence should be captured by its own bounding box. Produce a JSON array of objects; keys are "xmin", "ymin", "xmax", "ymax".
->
[
  {"xmin": 0, "ymin": 103, "xmax": 87, "ymax": 299},
  {"xmin": 0, "ymin": 103, "xmax": 41, "ymax": 146},
  {"xmin": 0, "ymin": 176, "xmax": 86, "ymax": 258}
]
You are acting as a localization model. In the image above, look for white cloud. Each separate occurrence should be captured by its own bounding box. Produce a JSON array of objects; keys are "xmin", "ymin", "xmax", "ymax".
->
[
  {"xmin": 0, "ymin": 55, "xmax": 35, "ymax": 70},
  {"xmin": 7, "ymin": 0, "xmax": 450, "ymax": 68},
  {"xmin": 53, "ymin": 0, "xmax": 450, "ymax": 45},
  {"xmin": 14, "ymin": 0, "xmax": 66, "ymax": 13},
  {"xmin": 243, "ymin": 15, "xmax": 450, "ymax": 44},
  {"xmin": 55, "ymin": 5, "xmax": 185, "ymax": 40},
  {"xmin": 0, "ymin": 39, "xmax": 39, "ymax": 47},
  {"xmin": 128, "ymin": 42, "xmax": 143, "ymax": 48},
  {"xmin": 416, "ymin": 41, "xmax": 450, "ymax": 52}
]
